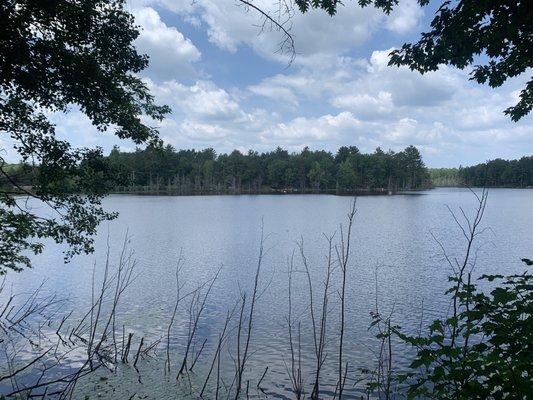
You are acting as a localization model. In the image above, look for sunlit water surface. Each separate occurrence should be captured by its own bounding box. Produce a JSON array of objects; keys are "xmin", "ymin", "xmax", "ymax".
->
[{"xmin": 2, "ymin": 188, "xmax": 532, "ymax": 398}]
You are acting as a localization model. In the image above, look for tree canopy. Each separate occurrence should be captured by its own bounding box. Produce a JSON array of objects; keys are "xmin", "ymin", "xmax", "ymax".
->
[
  {"xmin": 293, "ymin": 0, "xmax": 532, "ymax": 121},
  {"xmin": 429, "ymin": 156, "xmax": 533, "ymax": 188},
  {"xmin": 0, "ymin": 0, "xmax": 169, "ymax": 273},
  {"xmin": 102, "ymin": 144, "xmax": 430, "ymax": 193},
  {"xmin": 2, "ymin": 145, "xmax": 431, "ymax": 195}
]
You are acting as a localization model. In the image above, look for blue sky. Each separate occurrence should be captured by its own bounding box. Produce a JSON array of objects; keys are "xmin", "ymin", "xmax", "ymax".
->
[{"xmin": 15, "ymin": 0, "xmax": 533, "ymax": 167}]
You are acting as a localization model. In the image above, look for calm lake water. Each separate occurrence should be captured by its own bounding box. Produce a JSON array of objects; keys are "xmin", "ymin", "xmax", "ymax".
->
[{"xmin": 3, "ymin": 188, "xmax": 532, "ymax": 398}]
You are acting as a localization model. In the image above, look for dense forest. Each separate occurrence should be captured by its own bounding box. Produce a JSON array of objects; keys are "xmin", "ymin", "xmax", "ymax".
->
[
  {"xmin": 4, "ymin": 148, "xmax": 532, "ymax": 195},
  {"xmin": 428, "ymin": 168, "xmax": 460, "ymax": 187},
  {"xmin": 430, "ymin": 156, "xmax": 533, "ymax": 188},
  {"xmin": 102, "ymin": 144, "xmax": 430, "ymax": 194},
  {"xmin": 0, "ymin": 145, "xmax": 433, "ymax": 195}
]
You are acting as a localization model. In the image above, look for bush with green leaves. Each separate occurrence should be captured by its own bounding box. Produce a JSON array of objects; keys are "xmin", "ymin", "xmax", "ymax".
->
[{"xmin": 386, "ymin": 259, "xmax": 532, "ymax": 399}]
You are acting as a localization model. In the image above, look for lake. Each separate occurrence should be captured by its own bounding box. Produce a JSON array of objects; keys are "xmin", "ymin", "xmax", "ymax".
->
[{"xmin": 2, "ymin": 188, "xmax": 532, "ymax": 399}]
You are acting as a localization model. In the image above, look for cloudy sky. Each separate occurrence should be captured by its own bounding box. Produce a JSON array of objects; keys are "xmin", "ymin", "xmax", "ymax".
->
[{"xmin": 41, "ymin": 1, "xmax": 533, "ymax": 167}]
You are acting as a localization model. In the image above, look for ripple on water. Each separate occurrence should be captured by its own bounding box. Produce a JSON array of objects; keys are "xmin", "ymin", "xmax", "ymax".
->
[{"xmin": 2, "ymin": 188, "xmax": 531, "ymax": 398}]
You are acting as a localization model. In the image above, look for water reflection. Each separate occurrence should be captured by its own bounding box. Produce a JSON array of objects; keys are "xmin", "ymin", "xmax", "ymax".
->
[{"xmin": 1, "ymin": 188, "xmax": 532, "ymax": 398}]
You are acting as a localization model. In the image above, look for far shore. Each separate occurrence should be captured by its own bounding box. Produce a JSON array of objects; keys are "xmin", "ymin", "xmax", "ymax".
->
[
  {"xmin": 108, "ymin": 186, "xmax": 427, "ymax": 197},
  {"xmin": 4, "ymin": 186, "xmax": 531, "ymax": 198}
]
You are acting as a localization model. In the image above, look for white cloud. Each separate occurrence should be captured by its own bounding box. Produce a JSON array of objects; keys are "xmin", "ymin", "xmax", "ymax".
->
[
  {"xmin": 286, "ymin": 5, "xmax": 383, "ymax": 59},
  {"xmin": 180, "ymin": 121, "xmax": 230, "ymax": 141},
  {"xmin": 383, "ymin": 118, "xmax": 446, "ymax": 144},
  {"xmin": 331, "ymin": 91, "xmax": 394, "ymax": 118},
  {"xmin": 385, "ymin": 0, "xmax": 424, "ymax": 35},
  {"xmin": 242, "ymin": 47, "xmax": 533, "ymax": 166},
  {"xmin": 247, "ymin": 73, "xmax": 320, "ymax": 105},
  {"xmin": 143, "ymin": 79, "xmax": 279, "ymax": 149},
  {"xmin": 261, "ymin": 112, "xmax": 363, "ymax": 145},
  {"xmin": 139, "ymin": 0, "xmax": 385, "ymax": 62},
  {"xmin": 248, "ymin": 82, "xmax": 300, "ymax": 106},
  {"xmin": 133, "ymin": 7, "xmax": 201, "ymax": 80},
  {"xmin": 368, "ymin": 49, "xmax": 391, "ymax": 72},
  {"xmin": 147, "ymin": 79, "xmax": 242, "ymax": 122},
  {"xmin": 361, "ymin": 49, "xmax": 460, "ymax": 107}
]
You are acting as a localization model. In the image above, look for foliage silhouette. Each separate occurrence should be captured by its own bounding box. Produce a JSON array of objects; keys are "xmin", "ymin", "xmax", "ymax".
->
[{"xmin": 0, "ymin": 0, "xmax": 169, "ymax": 273}]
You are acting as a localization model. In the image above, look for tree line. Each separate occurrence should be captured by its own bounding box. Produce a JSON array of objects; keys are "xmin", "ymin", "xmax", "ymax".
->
[
  {"xmin": 103, "ymin": 144, "xmax": 430, "ymax": 194},
  {"xmin": 6, "ymin": 149, "xmax": 532, "ymax": 197},
  {"xmin": 429, "ymin": 156, "xmax": 533, "ymax": 188}
]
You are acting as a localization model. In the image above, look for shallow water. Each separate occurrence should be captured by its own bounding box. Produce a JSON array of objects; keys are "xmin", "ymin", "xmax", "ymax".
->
[{"xmin": 2, "ymin": 188, "xmax": 532, "ymax": 398}]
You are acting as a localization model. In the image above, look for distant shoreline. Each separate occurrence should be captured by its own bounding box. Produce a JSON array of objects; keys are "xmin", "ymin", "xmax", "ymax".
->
[
  {"xmin": 5, "ymin": 186, "xmax": 531, "ymax": 198},
  {"xmin": 108, "ymin": 186, "xmax": 429, "ymax": 197},
  {"xmin": 108, "ymin": 185, "xmax": 533, "ymax": 196},
  {"xmin": 431, "ymin": 185, "xmax": 533, "ymax": 189}
]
